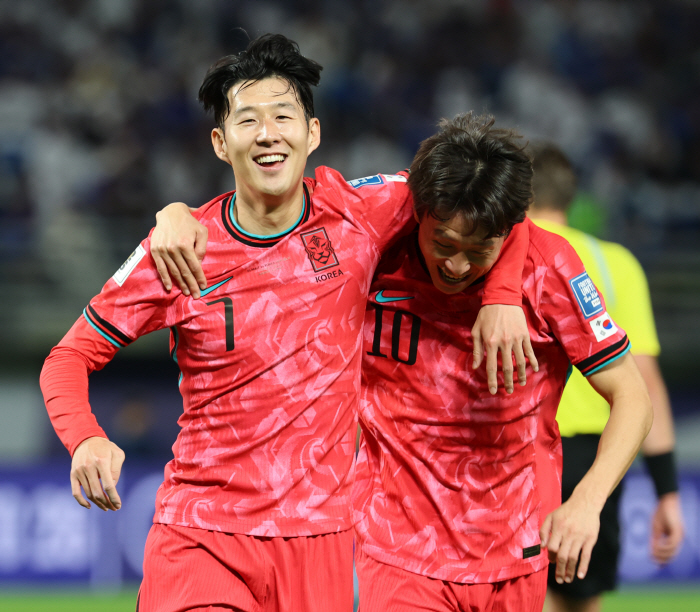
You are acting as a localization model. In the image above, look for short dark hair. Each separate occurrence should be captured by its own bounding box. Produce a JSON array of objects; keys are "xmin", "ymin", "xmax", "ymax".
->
[
  {"xmin": 408, "ymin": 113, "xmax": 532, "ymax": 239},
  {"xmin": 198, "ymin": 33, "xmax": 322, "ymax": 127},
  {"xmin": 529, "ymin": 141, "xmax": 577, "ymax": 213}
]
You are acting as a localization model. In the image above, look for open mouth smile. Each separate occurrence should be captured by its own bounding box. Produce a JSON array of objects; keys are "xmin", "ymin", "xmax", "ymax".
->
[
  {"xmin": 254, "ymin": 154, "xmax": 287, "ymax": 167},
  {"xmin": 438, "ymin": 267, "xmax": 469, "ymax": 284}
]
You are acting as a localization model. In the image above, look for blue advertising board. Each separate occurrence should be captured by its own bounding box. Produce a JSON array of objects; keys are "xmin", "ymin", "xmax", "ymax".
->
[{"xmin": 0, "ymin": 464, "xmax": 699, "ymax": 587}]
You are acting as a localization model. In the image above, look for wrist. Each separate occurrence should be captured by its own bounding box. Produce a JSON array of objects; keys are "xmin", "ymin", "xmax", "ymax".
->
[
  {"xmin": 644, "ymin": 451, "xmax": 679, "ymax": 498},
  {"xmin": 568, "ymin": 481, "xmax": 607, "ymax": 514}
]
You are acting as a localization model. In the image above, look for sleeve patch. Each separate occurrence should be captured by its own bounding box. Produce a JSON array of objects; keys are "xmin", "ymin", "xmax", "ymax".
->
[
  {"xmin": 383, "ymin": 174, "xmax": 407, "ymax": 183},
  {"xmin": 348, "ymin": 175, "xmax": 385, "ymax": 188},
  {"xmin": 113, "ymin": 244, "xmax": 146, "ymax": 286},
  {"xmin": 569, "ymin": 271, "xmax": 603, "ymax": 318},
  {"xmin": 589, "ymin": 311, "xmax": 618, "ymax": 342}
]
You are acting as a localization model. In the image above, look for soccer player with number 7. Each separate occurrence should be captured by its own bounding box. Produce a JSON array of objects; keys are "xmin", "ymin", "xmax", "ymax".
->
[{"xmin": 40, "ymin": 35, "xmax": 533, "ymax": 611}]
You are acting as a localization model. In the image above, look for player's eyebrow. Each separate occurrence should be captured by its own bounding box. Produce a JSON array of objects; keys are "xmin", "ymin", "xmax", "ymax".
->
[
  {"xmin": 233, "ymin": 102, "xmax": 298, "ymax": 115},
  {"xmin": 435, "ymin": 228, "xmax": 495, "ymax": 246}
]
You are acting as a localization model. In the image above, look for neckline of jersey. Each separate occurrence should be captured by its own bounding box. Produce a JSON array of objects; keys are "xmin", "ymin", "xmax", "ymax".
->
[{"xmin": 222, "ymin": 186, "xmax": 311, "ymax": 248}]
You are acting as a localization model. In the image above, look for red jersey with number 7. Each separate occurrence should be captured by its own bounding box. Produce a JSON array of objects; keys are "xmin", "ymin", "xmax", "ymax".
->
[{"xmin": 40, "ymin": 166, "xmax": 527, "ymax": 537}]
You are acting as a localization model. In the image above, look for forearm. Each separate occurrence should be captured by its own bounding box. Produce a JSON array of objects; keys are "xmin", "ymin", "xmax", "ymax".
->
[
  {"xmin": 576, "ymin": 356, "xmax": 653, "ymax": 510},
  {"xmin": 481, "ymin": 220, "xmax": 528, "ymax": 306},
  {"xmin": 635, "ymin": 355, "xmax": 675, "ymax": 455},
  {"xmin": 40, "ymin": 345, "xmax": 108, "ymax": 456}
]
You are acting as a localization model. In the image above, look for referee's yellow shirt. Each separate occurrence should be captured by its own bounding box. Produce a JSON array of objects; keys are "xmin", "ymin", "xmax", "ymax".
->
[{"xmin": 532, "ymin": 219, "xmax": 660, "ymax": 437}]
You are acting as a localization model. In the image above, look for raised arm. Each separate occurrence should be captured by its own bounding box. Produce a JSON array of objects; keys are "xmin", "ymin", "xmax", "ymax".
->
[
  {"xmin": 473, "ymin": 220, "xmax": 538, "ymax": 394},
  {"xmin": 541, "ymin": 352, "xmax": 653, "ymax": 584},
  {"xmin": 151, "ymin": 202, "xmax": 209, "ymax": 298}
]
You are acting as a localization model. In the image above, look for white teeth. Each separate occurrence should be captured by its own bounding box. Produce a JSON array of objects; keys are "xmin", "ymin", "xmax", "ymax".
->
[
  {"xmin": 440, "ymin": 269, "xmax": 467, "ymax": 282},
  {"xmin": 256, "ymin": 154, "xmax": 285, "ymax": 164}
]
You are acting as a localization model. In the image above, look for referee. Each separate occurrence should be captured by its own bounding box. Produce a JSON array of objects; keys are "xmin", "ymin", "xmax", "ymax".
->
[{"xmin": 528, "ymin": 142, "xmax": 684, "ymax": 612}]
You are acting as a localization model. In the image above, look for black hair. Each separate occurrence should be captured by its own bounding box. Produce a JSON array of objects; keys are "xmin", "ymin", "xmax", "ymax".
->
[
  {"xmin": 409, "ymin": 113, "xmax": 532, "ymax": 239},
  {"xmin": 528, "ymin": 141, "xmax": 578, "ymax": 213},
  {"xmin": 198, "ymin": 33, "xmax": 322, "ymax": 127}
]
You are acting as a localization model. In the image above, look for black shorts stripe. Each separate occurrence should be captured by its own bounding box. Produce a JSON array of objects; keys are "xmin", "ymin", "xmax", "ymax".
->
[
  {"xmin": 576, "ymin": 335, "xmax": 629, "ymax": 376},
  {"xmin": 86, "ymin": 304, "xmax": 133, "ymax": 346}
]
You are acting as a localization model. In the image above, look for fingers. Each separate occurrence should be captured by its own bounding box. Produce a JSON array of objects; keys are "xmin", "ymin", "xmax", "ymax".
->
[
  {"xmin": 182, "ymin": 247, "xmax": 207, "ymax": 296},
  {"xmin": 523, "ymin": 336, "xmax": 539, "ymax": 373},
  {"xmin": 156, "ymin": 247, "xmax": 198, "ymax": 298},
  {"xmin": 472, "ymin": 329, "xmax": 484, "ymax": 370},
  {"xmin": 652, "ymin": 539, "xmax": 678, "ymax": 564},
  {"xmin": 87, "ymin": 461, "xmax": 116, "ymax": 511},
  {"xmin": 577, "ymin": 538, "xmax": 594, "ymax": 579},
  {"xmin": 486, "ymin": 345, "xmax": 499, "ymax": 395},
  {"xmin": 70, "ymin": 439, "xmax": 124, "ymax": 511},
  {"xmin": 514, "ymin": 342, "xmax": 527, "ymax": 387},
  {"xmin": 499, "ymin": 344, "xmax": 515, "ymax": 394},
  {"xmin": 194, "ymin": 225, "xmax": 209, "ymax": 266},
  {"xmin": 560, "ymin": 540, "xmax": 581, "ymax": 584},
  {"xmin": 71, "ymin": 464, "xmax": 109, "ymax": 511},
  {"xmin": 70, "ymin": 471, "xmax": 91, "ymax": 509},
  {"xmin": 651, "ymin": 526, "xmax": 684, "ymax": 564},
  {"xmin": 105, "ymin": 447, "xmax": 126, "ymax": 510},
  {"xmin": 152, "ymin": 250, "xmax": 173, "ymax": 292}
]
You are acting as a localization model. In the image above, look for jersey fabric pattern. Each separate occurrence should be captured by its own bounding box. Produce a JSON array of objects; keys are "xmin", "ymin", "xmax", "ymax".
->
[
  {"xmin": 533, "ymin": 219, "xmax": 659, "ymax": 436},
  {"xmin": 46, "ymin": 167, "xmax": 415, "ymax": 537},
  {"xmin": 353, "ymin": 219, "xmax": 629, "ymax": 583}
]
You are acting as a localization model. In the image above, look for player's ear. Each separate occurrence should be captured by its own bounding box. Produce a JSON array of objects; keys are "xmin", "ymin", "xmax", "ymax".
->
[
  {"xmin": 413, "ymin": 208, "xmax": 420, "ymax": 224},
  {"xmin": 306, "ymin": 118, "xmax": 321, "ymax": 155},
  {"xmin": 212, "ymin": 128, "xmax": 231, "ymax": 165}
]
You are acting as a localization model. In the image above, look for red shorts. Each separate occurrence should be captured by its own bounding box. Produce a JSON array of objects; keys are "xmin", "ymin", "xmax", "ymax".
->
[
  {"xmin": 355, "ymin": 548, "xmax": 547, "ymax": 612},
  {"xmin": 137, "ymin": 524, "xmax": 354, "ymax": 612}
]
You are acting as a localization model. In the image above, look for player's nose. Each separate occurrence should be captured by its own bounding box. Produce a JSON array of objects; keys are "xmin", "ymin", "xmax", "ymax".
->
[
  {"xmin": 445, "ymin": 255, "xmax": 470, "ymax": 277},
  {"xmin": 256, "ymin": 116, "xmax": 281, "ymax": 143}
]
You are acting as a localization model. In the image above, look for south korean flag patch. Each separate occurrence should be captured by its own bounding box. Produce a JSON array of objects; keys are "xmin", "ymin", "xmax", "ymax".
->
[{"xmin": 589, "ymin": 312, "xmax": 618, "ymax": 342}]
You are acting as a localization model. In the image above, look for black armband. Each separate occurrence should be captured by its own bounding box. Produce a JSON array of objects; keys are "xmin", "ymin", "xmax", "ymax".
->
[{"xmin": 643, "ymin": 451, "xmax": 679, "ymax": 498}]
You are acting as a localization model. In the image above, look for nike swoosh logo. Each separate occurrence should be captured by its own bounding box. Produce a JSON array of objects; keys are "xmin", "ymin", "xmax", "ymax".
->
[
  {"xmin": 375, "ymin": 290, "xmax": 415, "ymax": 303},
  {"xmin": 200, "ymin": 276, "xmax": 234, "ymax": 297}
]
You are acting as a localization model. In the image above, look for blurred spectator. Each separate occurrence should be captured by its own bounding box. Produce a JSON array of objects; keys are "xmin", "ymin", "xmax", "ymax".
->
[{"xmin": 0, "ymin": 0, "xmax": 698, "ymax": 363}]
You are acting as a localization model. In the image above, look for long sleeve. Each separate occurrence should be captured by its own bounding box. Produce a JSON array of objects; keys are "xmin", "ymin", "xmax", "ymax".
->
[
  {"xmin": 481, "ymin": 219, "xmax": 529, "ymax": 306},
  {"xmin": 40, "ymin": 317, "xmax": 118, "ymax": 456}
]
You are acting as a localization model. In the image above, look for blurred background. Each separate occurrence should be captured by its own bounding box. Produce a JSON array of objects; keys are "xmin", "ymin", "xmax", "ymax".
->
[{"xmin": 0, "ymin": 0, "xmax": 699, "ymax": 608}]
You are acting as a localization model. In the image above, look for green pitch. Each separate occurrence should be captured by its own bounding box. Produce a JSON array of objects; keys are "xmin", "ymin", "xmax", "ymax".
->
[
  {"xmin": 0, "ymin": 586, "xmax": 699, "ymax": 611},
  {"xmin": 0, "ymin": 589, "xmax": 139, "ymax": 612},
  {"xmin": 602, "ymin": 587, "xmax": 700, "ymax": 612}
]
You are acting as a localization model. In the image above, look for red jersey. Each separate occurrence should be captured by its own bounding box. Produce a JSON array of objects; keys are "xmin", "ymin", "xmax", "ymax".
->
[
  {"xmin": 353, "ymin": 219, "xmax": 630, "ymax": 582},
  {"xmin": 40, "ymin": 167, "xmax": 526, "ymax": 538}
]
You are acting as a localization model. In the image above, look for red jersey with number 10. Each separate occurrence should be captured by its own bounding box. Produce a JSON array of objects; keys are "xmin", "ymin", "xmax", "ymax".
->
[
  {"xmin": 353, "ymin": 219, "xmax": 630, "ymax": 582},
  {"xmin": 41, "ymin": 166, "xmax": 526, "ymax": 538}
]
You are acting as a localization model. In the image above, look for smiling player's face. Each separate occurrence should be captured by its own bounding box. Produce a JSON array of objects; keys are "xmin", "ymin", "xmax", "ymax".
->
[
  {"xmin": 212, "ymin": 77, "xmax": 320, "ymax": 208},
  {"xmin": 415, "ymin": 210, "xmax": 505, "ymax": 295}
]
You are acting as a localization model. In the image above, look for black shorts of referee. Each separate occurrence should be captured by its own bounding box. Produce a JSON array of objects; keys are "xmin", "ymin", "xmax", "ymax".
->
[{"xmin": 547, "ymin": 434, "xmax": 624, "ymax": 599}]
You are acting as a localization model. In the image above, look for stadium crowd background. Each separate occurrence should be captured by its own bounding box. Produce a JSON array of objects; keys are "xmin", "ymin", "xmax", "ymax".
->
[{"xmin": 0, "ymin": 0, "xmax": 698, "ymax": 475}]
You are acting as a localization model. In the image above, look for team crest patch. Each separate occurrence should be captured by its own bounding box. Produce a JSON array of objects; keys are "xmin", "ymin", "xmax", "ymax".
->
[
  {"xmin": 589, "ymin": 311, "xmax": 618, "ymax": 342},
  {"xmin": 348, "ymin": 175, "xmax": 384, "ymax": 188},
  {"xmin": 569, "ymin": 271, "xmax": 603, "ymax": 318},
  {"xmin": 300, "ymin": 227, "xmax": 339, "ymax": 272},
  {"xmin": 113, "ymin": 244, "xmax": 146, "ymax": 286}
]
